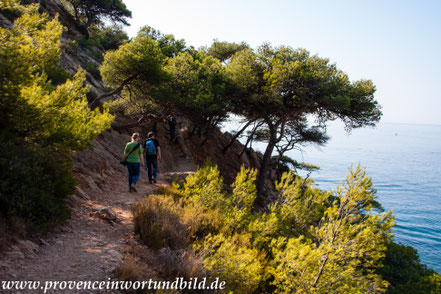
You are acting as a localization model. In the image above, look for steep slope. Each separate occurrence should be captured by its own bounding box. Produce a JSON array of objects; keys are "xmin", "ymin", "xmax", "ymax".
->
[
  {"xmin": 0, "ymin": 1, "xmax": 266, "ymax": 288},
  {"xmin": 0, "ymin": 124, "xmax": 196, "ymax": 290},
  {"xmin": 0, "ymin": 116, "xmax": 265, "ymax": 290}
]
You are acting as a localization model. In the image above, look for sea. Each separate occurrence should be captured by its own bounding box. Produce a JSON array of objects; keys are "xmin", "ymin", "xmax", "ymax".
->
[
  {"xmin": 291, "ymin": 122, "xmax": 441, "ymax": 273},
  {"xmin": 223, "ymin": 120, "xmax": 441, "ymax": 272}
]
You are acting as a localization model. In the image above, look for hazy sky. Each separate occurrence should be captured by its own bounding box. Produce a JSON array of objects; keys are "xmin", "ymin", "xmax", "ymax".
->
[{"xmin": 123, "ymin": 0, "xmax": 441, "ymax": 125}]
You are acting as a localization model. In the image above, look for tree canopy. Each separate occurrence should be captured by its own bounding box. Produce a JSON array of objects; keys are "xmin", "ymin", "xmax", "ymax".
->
[
  {"xmin": 206, "ymin": 39, "xmax": 250, "ymax": 63},
  {"xmin": 0, "ymin": 1, "xmax": 113, "ymax": 229},
  {"xmin": 101, "ymin": 28, "xmax": 238, "ymax": 133},
  {"xmin": 165, "ymin": 50, "xmax": 234, "ymax": 134},
  {"xmin": 138, "ymin": 26, "xmax": 187, "ymax": 58},
  {"xmin": 100, "ymin": 31, "xmax": 381, "ymax": 198},
  {"xmin": 226, "ymin": 45, "xmax": 382, "ymax": 197},
  {"xmin": 66, "ymin": 0, "xmax": 131, "ymax": 37}
]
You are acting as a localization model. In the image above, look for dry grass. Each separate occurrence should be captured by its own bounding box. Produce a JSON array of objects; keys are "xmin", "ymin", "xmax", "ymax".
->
[
  {"xmin": 118, "ymin": 244, "xmax": 206, "ymax": 293},
  {"xmin": 133, "ymin": 195, "xmax": 188, "ymax": 251},
  {"xmin": 131, "ymin": 192, "xmax": 218, "ymax": 288},
  {"xmin": 114, "ymin": 255, "xmax": 154, "ymax": 282},
  {"xmin": 150, "ymin": 247, "xmax": 206, "ymax": 280},
  {"xmin": 113, "ymin": 254, "xmax": 159, "ymax": 294}
]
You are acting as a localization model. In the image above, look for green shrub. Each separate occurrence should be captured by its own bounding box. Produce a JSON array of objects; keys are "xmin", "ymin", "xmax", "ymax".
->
[
  {"xmin": 85, "ymin": 61, "xmax": 101, "ymax": 80},
  {"xmin": 182, "ymin": 161, "xmax": 227, "ymax": 210},
  {"xmin": 0, "ymin": 141, "xmax": 73, "ymax": 232},
  {"xmin": 89, "ymin": 24, "xmax": 129, "ymax": 51},
  {"xmin": 45, "ymin": 63, "xmax": 73, "ymax": 86},
  {"xmin": 197, "ymin": 233, "xmax": 265, "ymax": 294},
  {"xmin": 75, "ymin": 35, "xmax": 99, "ymax": 50},
  {"xmin": 155, "ymin": 184, "xmax": 183, "ymax": 201},
  {"xmin": 132, "ymin": 161, "xmax": 440, "ymax": 293},
  {"xmin": 179, "ymin": 200, "xmax": 224, "ymax": 239},
  {"xmin": 247, "ymin": 208, "xmax": 281, "ymax": 253},
  {"xmin": 0, "ymin": 2, "xmax": 113, "ymax": 233},
  {"xmin": 379, "ymin": 242, "xmax": 441, "ymax": 293},
  {"xmin": 0, "ymin": 0, "xmax": 23, "ymax": 20},
  {"xmin": 274, "ymin": 171, "xmax": 330, "ymax": 237}
]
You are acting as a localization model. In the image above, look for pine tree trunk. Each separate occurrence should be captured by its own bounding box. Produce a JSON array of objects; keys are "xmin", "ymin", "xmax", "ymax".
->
[{"xmin": 256, "ymin": 122, "xmax": 277, "ymax": 199}]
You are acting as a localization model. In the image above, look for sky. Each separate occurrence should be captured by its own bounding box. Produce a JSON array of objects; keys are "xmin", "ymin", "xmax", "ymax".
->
[{"xmin": 122, "ymin": 0, "xmax": 441, "ymax": 125}]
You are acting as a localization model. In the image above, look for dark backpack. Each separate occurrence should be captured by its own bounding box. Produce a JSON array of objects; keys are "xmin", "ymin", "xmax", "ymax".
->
[{"xmin": 145, "ymin": 139, "xmax": 156, "ymax": 156}]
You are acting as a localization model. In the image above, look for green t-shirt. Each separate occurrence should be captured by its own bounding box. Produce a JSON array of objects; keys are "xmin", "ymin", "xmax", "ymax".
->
[{"xmin": 124, "ymin": 142, "xmax": 142, "ymax": 163}]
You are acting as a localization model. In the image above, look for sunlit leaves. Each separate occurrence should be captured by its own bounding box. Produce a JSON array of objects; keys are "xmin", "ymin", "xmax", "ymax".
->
[
  {"xmin": 272, "ymin": 165, "xmax": 394, "ymax": 293},
  {"xmin": 0, "ymin": 3, "xmax": 113, "ymax": 150},
  {"xmin": 101, "ymin": 34, "xmax": 167, "ymax": 88}
]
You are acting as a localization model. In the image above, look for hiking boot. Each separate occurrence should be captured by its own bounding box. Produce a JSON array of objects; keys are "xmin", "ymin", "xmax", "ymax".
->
[
  {"xmin": 131, "ymin": 185, "xmax": 137, "ymax": 192},
  {"xmin": 153, "ymin": 178, "xmax": 157, "ymax": 183},
  {"xmin": 129, "ymin": 186, "xmax": 132, "ymax": 193}
]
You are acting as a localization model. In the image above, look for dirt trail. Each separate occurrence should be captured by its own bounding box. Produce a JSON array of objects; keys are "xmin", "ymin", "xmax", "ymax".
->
[{"xmin": 0, "ymin": 129, "xmax": 197, "ymax": 293}]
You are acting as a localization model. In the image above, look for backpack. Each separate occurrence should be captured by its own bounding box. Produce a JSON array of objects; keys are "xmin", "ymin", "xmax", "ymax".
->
[{"xmin": 145, "ymin": 139, "xmax": 157, "ymax": 156}]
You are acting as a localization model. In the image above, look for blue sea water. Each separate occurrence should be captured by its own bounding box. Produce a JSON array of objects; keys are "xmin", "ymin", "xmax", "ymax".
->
[{"xmin": 291, "ymin": 122, "xmax": 441, "ymax": 272}]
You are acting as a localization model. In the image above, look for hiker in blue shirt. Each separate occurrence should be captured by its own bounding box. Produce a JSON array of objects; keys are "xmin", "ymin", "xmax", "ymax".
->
[
  {"xmin": 144, "ymin": 132, "xmax": 161, "ymax": 184},
  {"xmin": 123, "ymin": 133, "xmax": 144, "ymax": 192}
]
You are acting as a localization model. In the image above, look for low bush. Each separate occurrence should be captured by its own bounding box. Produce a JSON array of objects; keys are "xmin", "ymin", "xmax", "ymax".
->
[
  {"xmin": 197, "ymin": 233, "xmax": 265, "ymax": 294},
  {"xmin": 45, "ymin": 63, "xmax": 73, "ymax": 86},
  {"xmin": 132, "ymin": 163, "xmax": 441, "ymax": 293},
  {"xmin": 133, "ymin": 195, "xmax": 188, "ymax": 251},
  {"xmin": 155, "ymin": 184, "xmax": 183, "ymax": 200},
  {"xmin": 0, "ymin": 141, "xmax": 74, "ymax": 232},
  {"xmin": 379, "ymin": 242, "xmax": 441, "ymax": 293},
  {"xmin": 178, "ymin": 200, "xmax": 224, "ymax": 239},
  {"xmin": 85, "ymin": 62, "xmax": 101, "ymax": 80}
]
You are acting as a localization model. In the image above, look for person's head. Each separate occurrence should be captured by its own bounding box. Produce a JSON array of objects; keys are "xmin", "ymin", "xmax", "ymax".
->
[
  {"xmin": 131, "ymin": 133, "xmax": 140, "ymax": 142},
  {"xmin": 148, "ymin": 132, "xmax": 155, "ymax": 139}
]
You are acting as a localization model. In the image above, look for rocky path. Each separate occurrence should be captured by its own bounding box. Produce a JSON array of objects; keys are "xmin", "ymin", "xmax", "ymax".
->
[{"xmin": 0, "ymin": 130, "xmax": 197, "ymax": 293}]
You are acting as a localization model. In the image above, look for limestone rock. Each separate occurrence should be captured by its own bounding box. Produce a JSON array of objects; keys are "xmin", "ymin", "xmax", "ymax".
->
[{"xmin": 90, "ymin": 208, "xmax": 117, "ymax": 222}]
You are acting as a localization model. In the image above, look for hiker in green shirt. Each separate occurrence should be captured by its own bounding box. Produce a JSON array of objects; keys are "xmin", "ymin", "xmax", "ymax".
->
[{"xmin": 123, "ymin": 133, "xmax": 144, "ymax": 192}]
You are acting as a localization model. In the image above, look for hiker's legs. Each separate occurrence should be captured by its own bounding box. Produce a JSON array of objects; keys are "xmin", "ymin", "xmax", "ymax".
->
[
  {"xmin": 152, "ymin": 158, "xmax": 158, "ymax": 180},
  {"xmin": 132, "ymin": 162, "xmax": 140, "ymax": 186},
  {"xmin": 146, "ymin": 157, "xmax": 153, "ymax": 181},
  {"xmin": 127, "ymin": 163, "xmax": 136, "ymax": 187}
]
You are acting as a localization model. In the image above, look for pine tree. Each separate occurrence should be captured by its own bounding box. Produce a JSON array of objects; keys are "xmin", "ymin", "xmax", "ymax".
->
[{"xmin": 272, "ymin": 165, "xmax": 394, "ymax": 293}]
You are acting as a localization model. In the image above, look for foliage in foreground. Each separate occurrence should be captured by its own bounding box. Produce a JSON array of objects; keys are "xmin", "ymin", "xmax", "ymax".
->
[
  {"xmin": 379, "ymin": 242, "xmax": 441, "ymax": 294},
  {"xmin": 131, "ymin": 162, "xmax": 441, "ymax": 293},
  {"xmin": 0, "ymin": 2, "xmax": 113, "ymax": 231}
]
